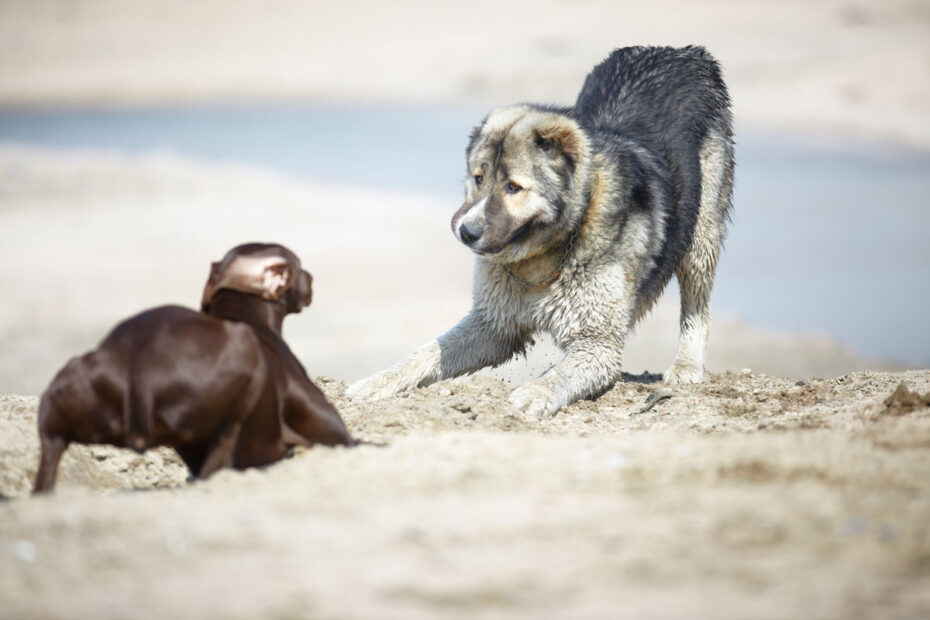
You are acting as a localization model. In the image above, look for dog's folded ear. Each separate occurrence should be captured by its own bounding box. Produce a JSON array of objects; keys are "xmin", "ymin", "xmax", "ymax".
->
[
  {"xmin": 534, "ymin": 116, "xmax": 588, "ymax": 167},
  {"xmin": 286, "ymin": 269, "xmax": 314, "ymax": 314},
  {"xmin": 201, "ymin": 254, "xmax": 292, "ymax": 311}
]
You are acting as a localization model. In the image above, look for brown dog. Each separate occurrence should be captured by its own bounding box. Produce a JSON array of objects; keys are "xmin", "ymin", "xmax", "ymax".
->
[{"xmin": 33, "ymin": 243, "xmax": 355, "ymax": 493}]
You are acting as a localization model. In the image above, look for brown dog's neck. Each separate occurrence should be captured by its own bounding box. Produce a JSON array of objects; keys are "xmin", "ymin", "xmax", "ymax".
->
[{"xmin": 206, "ymin": 289, "xmax": 286, "ymax": 337}]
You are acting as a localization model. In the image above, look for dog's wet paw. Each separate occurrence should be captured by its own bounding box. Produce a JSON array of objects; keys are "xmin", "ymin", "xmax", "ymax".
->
[
  {"xmin": 509, "ymin": 383, "xmax": 562, "ymax": 419},
  {"xmin": 347, "ymin": 341, "xmax": 441, "ymax": 401},
  {"xmin": 663, "ymin": 362, "xmax": 704, "ymax": 385},
  {"xmin": 345, "ymin": 375, "xmax": 402, "ymax": 401}
]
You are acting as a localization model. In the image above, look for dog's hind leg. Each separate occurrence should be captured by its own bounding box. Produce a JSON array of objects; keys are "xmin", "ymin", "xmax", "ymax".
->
[
  {"xmin": 196, "ymin": 421, "xmax": 243, "ymax": 479},
  {"xmin": 665, "ymin": 128, "xmax": 733, "ymax": 385},
  {"xmin": 175, "ymin": 442, "xmax": 209, "ymax": 479},
  {"xmin": 33, "ymin": 434, "xmax": 68, "ymax": 493}
]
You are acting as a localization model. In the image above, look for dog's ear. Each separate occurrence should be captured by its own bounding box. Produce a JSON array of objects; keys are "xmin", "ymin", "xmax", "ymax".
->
[
  {"xmin": 201, "ymin": 254, "xmax": 291, "ymax": 311},
  {"xmin": 285, "ymin": 269, "xmax": 313, "ymax": 314},
  {"xmin": 534, "ymin": 117, "xmax": 588, "ymax": 167}
]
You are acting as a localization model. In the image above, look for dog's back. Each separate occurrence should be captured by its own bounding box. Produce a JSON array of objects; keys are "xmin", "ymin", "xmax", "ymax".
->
[
  {"xmin": 573, "ymin": 46, "xmax": 733, "ymax": 311},
  {"xmin": 35, "ymin": 305, "xmax": 267, "ymax": 491},
  {"xmin": 107, "ymin": 306, "xmax": 266, "ymax": 449},
  {"xmin": 574, "ymin": 46, "xmax": 731, "ymax": 142}
]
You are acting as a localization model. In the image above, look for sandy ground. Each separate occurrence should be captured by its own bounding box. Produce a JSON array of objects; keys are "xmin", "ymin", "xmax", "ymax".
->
[
  {"xmin": 2, "ymin": 370, "xmax": 929, "ymax": 619},
  {"xmin": 2, "ymin": 1, "xmax": 929, "ymax": 618}
]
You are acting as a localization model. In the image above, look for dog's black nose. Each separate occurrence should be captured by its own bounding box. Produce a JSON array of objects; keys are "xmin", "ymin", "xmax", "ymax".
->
[{"xmin": 459, "ymin": 222, "xmax": 483, "ymax": 246}]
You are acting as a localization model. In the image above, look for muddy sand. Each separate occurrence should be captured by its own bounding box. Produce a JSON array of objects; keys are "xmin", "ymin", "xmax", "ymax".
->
[{"xmin": 2, "ymin": 369, "xmax": 929, "ymax": 619}]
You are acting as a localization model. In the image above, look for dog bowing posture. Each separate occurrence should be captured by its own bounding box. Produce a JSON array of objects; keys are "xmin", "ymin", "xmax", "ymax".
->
[
  {"xmin": 349, "ymin": 46, "xmax": 734, "ymax": 418},
  {"xmin": 34, "ymin": 243, "xmax": 355, "ymax": 493}
]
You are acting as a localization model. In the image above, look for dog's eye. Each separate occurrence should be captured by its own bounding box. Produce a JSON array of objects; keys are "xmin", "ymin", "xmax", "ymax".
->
[
  {"xmin": 504, "ymin": 181, "xmax": 523, "ymax": 194},
  {"xmin": 474, "ymin": 174, "xmax": 484, "ymax": 188}
]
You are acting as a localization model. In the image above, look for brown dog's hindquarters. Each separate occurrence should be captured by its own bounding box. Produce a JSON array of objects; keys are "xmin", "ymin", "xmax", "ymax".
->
[
  {"xmin": 34, "ymin": 307, "xmax": 267, "ymax": 492},
  {"xmin": 34, "ymin": 243, "xmax": 355, "ymax": 493}
]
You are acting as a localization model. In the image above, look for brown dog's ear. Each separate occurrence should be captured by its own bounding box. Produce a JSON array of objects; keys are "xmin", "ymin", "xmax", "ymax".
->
[
  {"xmin": 201, "ymin": 255, "xmax": 291, "ymax": 310},
  {"xmin": 286, "ymin": 269, "xmax": 313, "ymax": 314}
]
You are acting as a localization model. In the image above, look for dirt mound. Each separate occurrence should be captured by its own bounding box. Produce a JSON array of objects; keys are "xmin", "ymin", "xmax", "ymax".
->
[{"xmin": 881, "ymin": 382, "xmax": 930, "ymax": 416}]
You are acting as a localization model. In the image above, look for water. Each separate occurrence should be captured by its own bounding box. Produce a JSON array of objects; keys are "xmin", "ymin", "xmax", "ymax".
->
[
  {"xmin": 0, "ymin": 103, "xmax": 478, "ymax": 196},
  {"xmin": 1, "ymin": 103, "xmax": 928, "ymax": 365},
  {"xmin": 718, "ymin": 134, "xmax": 930, "ymax": 366}
]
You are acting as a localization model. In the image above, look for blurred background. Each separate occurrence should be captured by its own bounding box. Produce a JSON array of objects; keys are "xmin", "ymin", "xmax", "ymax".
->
[{"xmin": 1, "ymin": 0, "xmax": 928, "ymax": 395}]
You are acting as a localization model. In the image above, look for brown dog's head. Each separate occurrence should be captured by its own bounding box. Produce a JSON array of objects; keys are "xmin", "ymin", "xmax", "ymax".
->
[
  {"xmin": 201, "ymin": 243, "xmax": 313, "ymax": 314},
  {"xmin": 451, "ymin": 105, "xmax": 591, "ymax": 263}
]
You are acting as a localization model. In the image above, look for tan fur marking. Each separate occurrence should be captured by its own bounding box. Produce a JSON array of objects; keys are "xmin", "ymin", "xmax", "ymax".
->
[{"xmin": 578, "ymin": 161, "xmax": 610, "ymax": 240}]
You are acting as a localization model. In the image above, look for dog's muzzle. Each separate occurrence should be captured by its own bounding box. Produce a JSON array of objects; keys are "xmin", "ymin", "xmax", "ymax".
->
[{"xmin": 458, "ymin": 221, "xmax": 483, "ymax": 247}]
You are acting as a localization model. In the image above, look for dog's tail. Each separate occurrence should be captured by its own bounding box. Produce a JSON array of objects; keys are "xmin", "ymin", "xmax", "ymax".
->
[{"xmin": 123, "ymin": 365, "xmax": 153, "ymax": 452}]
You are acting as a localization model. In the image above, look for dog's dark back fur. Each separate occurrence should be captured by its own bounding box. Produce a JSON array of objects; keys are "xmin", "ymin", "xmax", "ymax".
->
[{"xmin": 573, "ymin": 46, "xmax": 733, "ymax": 305}]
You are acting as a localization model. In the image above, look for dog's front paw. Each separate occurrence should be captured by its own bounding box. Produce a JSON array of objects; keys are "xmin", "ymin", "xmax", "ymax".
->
[
  {"xmin": 509, "ymin": 383, "xmax": 562, "ymax": 419},
  {"xmin": 663, "ymin": 361, "xmax": 704, "ymax": 385},
  {"xmin": 347, "ymin": 341, "xmax": 442, "ymax": 401},
  {"xmin": 345, "ymin": 373, "xmax": 405, "ymax": 401}
]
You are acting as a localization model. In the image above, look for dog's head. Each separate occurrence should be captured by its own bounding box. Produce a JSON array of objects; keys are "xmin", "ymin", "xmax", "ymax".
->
[
  {"xmin": 201, "ymin": 243, "xmax": 313, "ymax": 314},
  {"xmin": 451, "ymin": 105, "xmax": 590, "ymax": 263}
]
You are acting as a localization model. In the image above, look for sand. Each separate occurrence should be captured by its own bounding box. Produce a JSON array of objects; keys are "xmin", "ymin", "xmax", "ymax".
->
[
  {"xmin": 2, "ymin": 370, "xmax": 930, "ymax": 618},
  {"xmin": 2, "ymin": 1, "xmax": 929, "ymax": 617}
]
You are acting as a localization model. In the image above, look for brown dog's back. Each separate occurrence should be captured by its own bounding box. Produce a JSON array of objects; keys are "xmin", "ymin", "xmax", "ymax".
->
[{"xmin": 35, "ymin": 306, "xmax": 267, "ymax": 491}]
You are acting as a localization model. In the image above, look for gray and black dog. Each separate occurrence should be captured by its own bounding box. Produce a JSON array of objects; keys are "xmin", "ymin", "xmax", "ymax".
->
[{"xmin": 349, "ymin": 46, "xmax": 734, "ymax": 417}]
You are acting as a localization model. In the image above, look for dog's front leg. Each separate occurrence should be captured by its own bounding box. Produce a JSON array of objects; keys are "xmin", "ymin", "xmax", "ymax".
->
[
  {"xmin": 347, "ymin": 311, "xmax": 522, "ymax": 401},
  {"xmin": 509, "ymin": 336, "xmax": 626, "ymax": 418},
  {"xmin": 510, "ymin": 267, "xmax": 636, "ymax": 418}
]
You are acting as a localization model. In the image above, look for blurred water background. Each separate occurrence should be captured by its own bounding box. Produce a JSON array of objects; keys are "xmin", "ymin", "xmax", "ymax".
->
[{"xmin": 1, "ymin": 104, "xmax": 928, "ymax": 366}]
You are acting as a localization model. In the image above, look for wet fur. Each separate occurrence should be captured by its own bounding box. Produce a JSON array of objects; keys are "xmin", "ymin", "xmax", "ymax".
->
[{"xmin": 349, "ymin": 46, "xmax": 734, "ymax": 417}]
